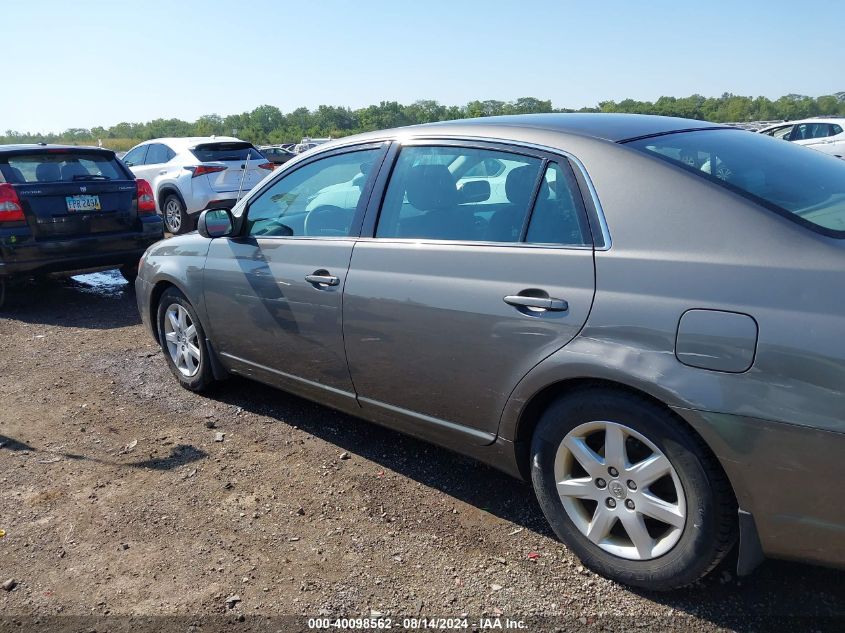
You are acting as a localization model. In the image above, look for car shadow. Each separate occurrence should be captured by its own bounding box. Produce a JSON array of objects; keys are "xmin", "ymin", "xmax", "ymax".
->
[
  {"xmin": 0, "ymin": 269, "xmax": 141, "ymax": 329},
  {"xmin": 206, "ymin": 376, "xmax": 845, "ymax": 625},
  {"xmin": 0, "ymin": 434, "xmax": 34, "ymax": 451}
]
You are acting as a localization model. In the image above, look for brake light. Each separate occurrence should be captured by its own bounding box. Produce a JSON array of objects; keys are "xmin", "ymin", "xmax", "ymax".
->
[
  {"xmin": 258, "ymin": 162, "xmax": 274, "ymax": 171},
  {"xmin": 135, "ymin": 179, "xmax": 156, "ymax": 214},
  {"xmin": 189, "ymin": 165, "xmax": 227, "ymax": 178},
  {"xmin": 0, "ymin": 184, "xmax": 25, "ymax": 222}
]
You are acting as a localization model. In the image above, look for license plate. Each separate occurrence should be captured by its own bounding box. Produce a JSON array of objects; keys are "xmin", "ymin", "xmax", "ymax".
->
[{"xmin": 66, "ymin": 195, "xmax": 101, "ymax": 212}]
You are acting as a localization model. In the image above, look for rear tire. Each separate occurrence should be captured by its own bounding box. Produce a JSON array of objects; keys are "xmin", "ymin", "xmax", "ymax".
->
[
  {"xmin": 530, "ymin": 387, "xmax": 736, "ymax": 590},
  {"xmin": 162, "ymin": 194, "xmax": 190, "ymax": 235},
  {"xmin": 119, "ymin": 265, "xmax": 138, "ymax": 284},
  {"xmin": 0, "ymin": 279, "xmax": 6, "ymax": 309},
  {"xmin": 156, "ymin": 287, "xmax": 214, "ymax": 392}
]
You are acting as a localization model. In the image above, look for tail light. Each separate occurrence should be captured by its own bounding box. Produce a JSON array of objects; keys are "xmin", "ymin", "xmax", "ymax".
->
[
  {"xmin": 135, "ymin": 179, "xmax": 156, "ymax": 214},
  {"xmin": 258, "ymin": 162, "xmax": 274, "ymax": 171},
  {"xmin": 0, "ymin": 184, "xmax": 25, "ymax": 222},
  {"xmin": 188, "ymin": 165, "xmax": 227, "ymax": 178}
]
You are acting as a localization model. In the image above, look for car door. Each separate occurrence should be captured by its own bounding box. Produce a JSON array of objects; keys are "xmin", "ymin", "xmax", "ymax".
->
[
  {"xmin": 202, "ymin": 143, "xmax": 387, "ymax": 406},
  {"xmin": 343, "ymin": 141, "xmax": 597, "ymax": 444}
]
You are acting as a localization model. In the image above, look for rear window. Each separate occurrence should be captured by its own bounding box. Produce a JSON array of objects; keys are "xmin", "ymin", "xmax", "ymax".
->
[
  {"xmin": 625, "ymin": 129, "xmax": 845, "ymax": 237},
  {"xmin": 0, "ymin": 152, "xmax": 126, "ymax": 183},
  {"xmin": 190, "ymin": 142, "xmax": 263, "ymax": 163}
]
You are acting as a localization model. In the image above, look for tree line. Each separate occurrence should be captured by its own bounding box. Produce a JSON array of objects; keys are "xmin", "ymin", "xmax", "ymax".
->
[{"xmin": 3, "ymin": 92, "xmax": 844, "ymax": 151}]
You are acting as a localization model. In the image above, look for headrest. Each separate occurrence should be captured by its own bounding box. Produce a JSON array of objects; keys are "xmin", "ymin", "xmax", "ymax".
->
[
  {"xmin": 406, "ymin": 164, "xmax": 457, "ymax": 212},
  {"xmin": 36, "ymin": 162, "xmax": 60, "ymax": 182},
  {"xmin": 506, "ymin": 165, "xmax": 548, "ymax": 205},
  {"xmin": 61, "ymin": 162, "xmax": 88, "ymax": 181}
]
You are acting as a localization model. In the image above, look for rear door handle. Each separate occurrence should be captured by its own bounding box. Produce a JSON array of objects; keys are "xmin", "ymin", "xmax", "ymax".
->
[
  {"xmin": 305, "ymin": 272, "xmax": 340, "ymax": 287},
  {"xmin": 504, "ymin": 295, "xmax": 568, "ymax": 312}
]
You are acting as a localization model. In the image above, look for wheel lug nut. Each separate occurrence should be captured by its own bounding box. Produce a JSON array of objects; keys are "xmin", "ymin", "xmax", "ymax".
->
[
  {"xmin": 625, "ymin": 499, "xmax": 635, "ymax": 510},
  {"xmin": 627, "ymin": 480, "xmax": 637, "ymax": 491},
  {"xmin": 595, "ymin": 478, "xmax": 607, "ymax": 489},
  {"xmin": 608, "ymin": 467, "xmax": 619, "ymax": 477},
  {"xmin": 606, "ymin": 498, "xmax": 616, "ymax": 509}
]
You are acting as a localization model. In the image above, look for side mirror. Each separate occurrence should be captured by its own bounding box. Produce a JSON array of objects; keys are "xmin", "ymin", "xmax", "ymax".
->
[
  {"xmin": 197, "ymin": 208, "xmax": 233, "ymax": 238},
  {"xmin": 458, "ymin": 179, "xmax": 491, "ymax": 204}
]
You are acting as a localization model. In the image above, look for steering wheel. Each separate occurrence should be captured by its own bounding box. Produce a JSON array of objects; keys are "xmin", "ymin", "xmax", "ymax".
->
[{"xmin": 304, "ymin": 205, "xmax": 351, "ymax": 237}]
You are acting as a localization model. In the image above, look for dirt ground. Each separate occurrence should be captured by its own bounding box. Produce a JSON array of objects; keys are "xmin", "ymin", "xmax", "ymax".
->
[{"xmin": 0, "ymin": 270, "xmax": 843, "ymax": 632}]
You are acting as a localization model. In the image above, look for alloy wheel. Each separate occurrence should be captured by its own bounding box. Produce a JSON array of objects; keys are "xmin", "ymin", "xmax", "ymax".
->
[
  {"xmin": 554, "ymin": 421, "xmax": 686, "ymax": 560},
  {"xmin": 165, "ymin": 199, "xmax": 182, "ymax": 233},
  {"xmin": 162, "ymin": 303, "xmax": 201, "ymax": 377}
]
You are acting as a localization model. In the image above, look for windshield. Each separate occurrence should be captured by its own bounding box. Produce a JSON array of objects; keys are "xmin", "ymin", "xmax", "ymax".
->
[{"xmin": 625, "ymin": 129, "xmax": 845, "ymax": 237}]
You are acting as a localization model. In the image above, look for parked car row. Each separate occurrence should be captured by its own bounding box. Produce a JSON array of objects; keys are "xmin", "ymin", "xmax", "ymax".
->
[{"xmin": 136, "ymin": 113, "xmax": 845, "ymax": 591}]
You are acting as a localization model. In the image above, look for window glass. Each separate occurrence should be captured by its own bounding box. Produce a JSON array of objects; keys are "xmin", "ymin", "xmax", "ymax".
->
[
  {"xmin": 145, "ymin": 144, "xmax": 172, "ymax": 165},
  {"xmin": 123, "ymin": 145, "xmax": 148, "ymax": 167},
  {"xmin": 192, "ymin": 142, "xmax": 262, "ymax": 162},
  {"xmin": 525, "ymin": 163, "xmax": 590, "ymax": 246},
  {"xmin": 768, "ymin": 125, "xmax": 794, "ymax": 140},
  {"xmin": 627, "ymin": 128, "xmax": 845, "ymax": 235},
  {"xmin": 376, "ymin": 146, "xmax": 542, "ymax": 242},
  {"xmin": 246, "ymin": 148, "xmax": 379, "ymax": 237},
  {"xmin": 832, "ymin": 124, "xmax": 843, "ymax": 136},
  {"xmin": 0, "ymin": 152, "xmax": 125, "ymax": 183}
]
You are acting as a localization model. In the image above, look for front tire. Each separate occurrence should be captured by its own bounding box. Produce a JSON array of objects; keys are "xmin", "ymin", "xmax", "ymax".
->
[
  {"xmin": 162, "ymin": 194, "xmax": 190, "ymax": 235},
  {"xmin": 530, "ymin": 387, "xmax": 736, "ymax": 590},
  {"xmin": 156, "ymin": 287, "xmax": 214, "ymax": 392}
]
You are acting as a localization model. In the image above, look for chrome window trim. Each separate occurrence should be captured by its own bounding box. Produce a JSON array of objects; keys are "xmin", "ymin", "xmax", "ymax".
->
[{"xmin": 352, "ymin": 237, "xmax": 593, "ymax": 251}]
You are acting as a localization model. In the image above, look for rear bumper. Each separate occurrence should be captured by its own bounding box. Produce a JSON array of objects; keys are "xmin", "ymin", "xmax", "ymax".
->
[
  {"xmin": 0, "ymin": 218, "xmax": 163, "ymax": 279},
  {"xmin": 674, "ymin": 407, "xmax": 845, "ymax": 569}
]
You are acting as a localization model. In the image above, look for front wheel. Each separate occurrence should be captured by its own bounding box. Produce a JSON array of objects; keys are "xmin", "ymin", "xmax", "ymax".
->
[
  {"xmin": 162, "ymin": 194, "xmax": 190, "ymax": 235},
  {"xmin": 156, "ymin": 287, "xmax": 214, "ymax": 392},
  {"xmin": 530, "ymin": 388, "xmax": 736, "ymax": 590}
]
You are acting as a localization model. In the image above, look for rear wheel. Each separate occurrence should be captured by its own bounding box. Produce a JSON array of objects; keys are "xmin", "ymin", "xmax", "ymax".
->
[
  {"xmin": 530, "ymin": 387, "xmax": 736, "ymax": 590},
  {"xmin": 119, "ymin": 265, "xmax": 138, "ymax": 284},
  {"xmin": 156, "ymin": 287, "xmax": 214, "ymax": 392},
  {"xmin": 162, "ymin": 194, "xmax": 190, "ymax": 235}
]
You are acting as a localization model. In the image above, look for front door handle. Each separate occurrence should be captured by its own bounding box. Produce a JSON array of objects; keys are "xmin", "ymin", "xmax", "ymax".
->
[
  {"xmin": 504, "ymin": 294, "xmax": 568, "ymax": 312},
  {"xmin": 305, "ymin": 271, "xmax": 340, "ymax": 287}
]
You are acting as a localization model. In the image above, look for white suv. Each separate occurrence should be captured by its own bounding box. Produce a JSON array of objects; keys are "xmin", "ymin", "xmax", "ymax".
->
[
  {"xmin": 758, "ymin": 118, "xmax": 845, "ymax": 159},
  {"xmin": 122, "ymin": 137, "xmax": 272, "ymax": 234}
]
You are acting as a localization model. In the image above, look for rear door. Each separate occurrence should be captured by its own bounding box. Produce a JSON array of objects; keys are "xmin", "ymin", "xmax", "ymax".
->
[
  {"xmin": 0, "ymin": 150, "xmax": 138, "ymax": 239},
  {"xmin": 343, "ymin": 141, "xmax": 596, "ymax": 442},
  {"xmin": 191, "ymin": 142, "xmax": 268, "ymax": 195}
]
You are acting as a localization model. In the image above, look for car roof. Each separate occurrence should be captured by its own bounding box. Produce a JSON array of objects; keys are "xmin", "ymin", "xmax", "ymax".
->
[
  {"xmin": 313, "ymin": 114, "xmax": 730, "ymax": 153},
  {"xmin": 139, "ymin": 136, "xmax": 246, "ymax": 150},
  {"xmin": 0, "ymin": 143, "xmax": 112, "ymax": 153}
]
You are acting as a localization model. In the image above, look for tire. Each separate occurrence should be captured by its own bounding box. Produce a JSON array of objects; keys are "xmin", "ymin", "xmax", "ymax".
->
[
  {"xmin": 0, "ymin": 279, "xmax": 6, "ymax": 310},
  {"xmin": 156, "ymin": 287, "xmax": 214, "ymax": 392},
  {"xmin": 530, "ymin": 387, "xmax": 736, "ymax": 590},
  {"xmin": 119, "ymin": 265, "xmax": 138, "ymax": 284},
  {"xmin": 162, "ymin": 194, "xmax": 190, "ymax": 235}
]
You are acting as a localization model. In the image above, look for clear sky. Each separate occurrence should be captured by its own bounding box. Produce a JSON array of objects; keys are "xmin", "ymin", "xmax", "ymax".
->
[{"xmin": 4, "ymin": 0, "xmax": 842, "ymax": 132}]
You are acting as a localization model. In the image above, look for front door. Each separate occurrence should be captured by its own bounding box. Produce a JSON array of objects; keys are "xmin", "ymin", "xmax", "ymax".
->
[
  {"xmin": 343, "ymin": 143, "xmax": 596, "ymax": 443},
  {"xmin": 202, "ymin": 144, "xmax": 386, "ymax": 403}
]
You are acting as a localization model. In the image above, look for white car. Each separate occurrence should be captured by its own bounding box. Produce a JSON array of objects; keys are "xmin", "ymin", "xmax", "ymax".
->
[
  {"xmin": 758, "ymin": 118, "xmax": 845, "ymax": 159},
  {"xmin": 122, "ymin": 137, "xmax": 272, "ymax": 234}
]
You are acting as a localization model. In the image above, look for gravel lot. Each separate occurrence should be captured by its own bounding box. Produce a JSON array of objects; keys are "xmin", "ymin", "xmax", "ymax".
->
[{"xmin": 0, "ymin": 271, "xmax": 843, "ymax": 632}]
